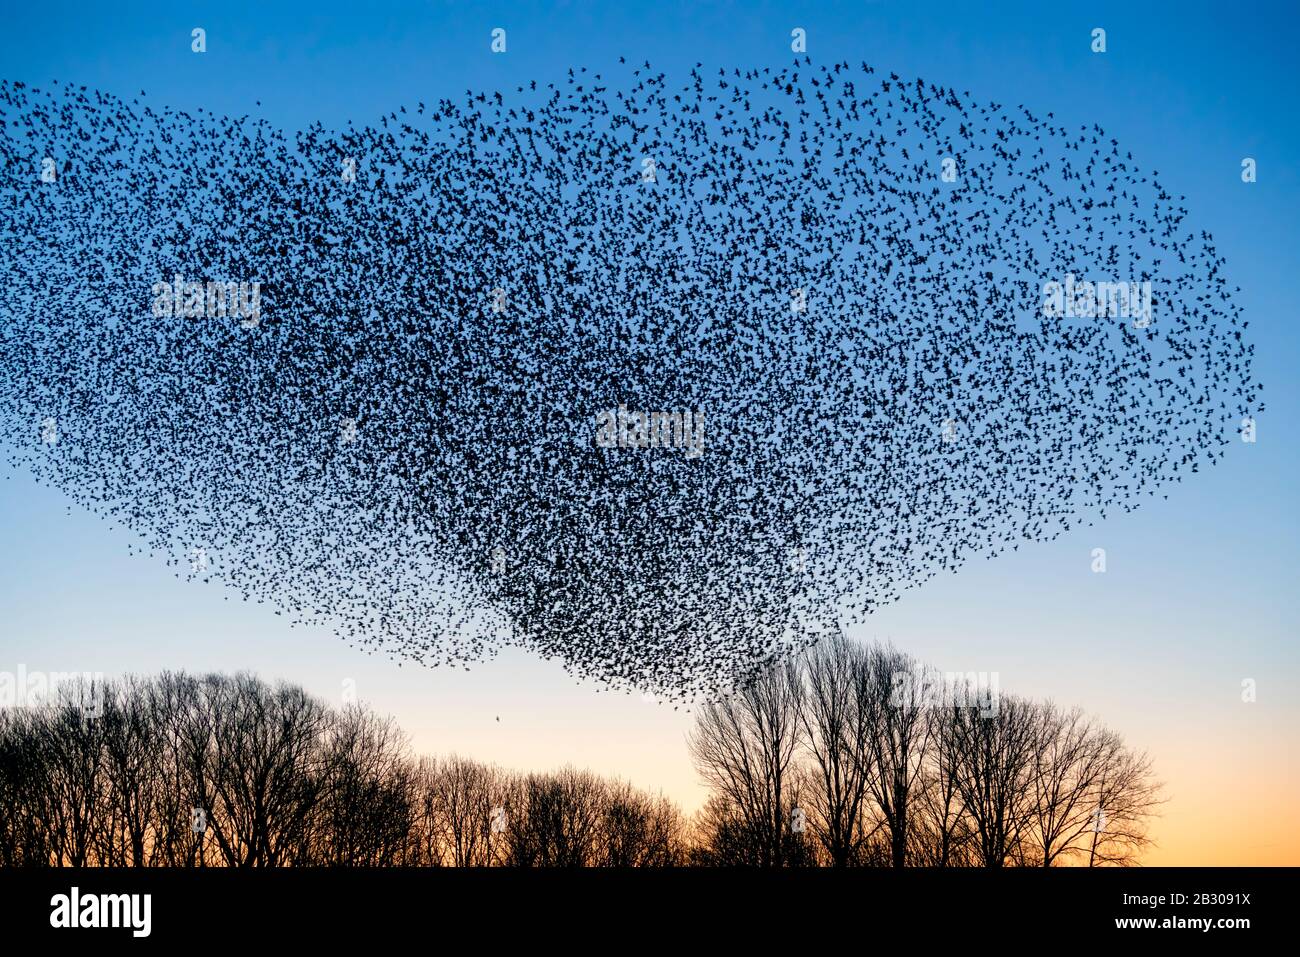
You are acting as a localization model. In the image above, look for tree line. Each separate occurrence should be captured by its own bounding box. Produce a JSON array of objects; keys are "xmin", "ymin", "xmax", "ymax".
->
[
  {"xmin": 689, "ymin": 638, "xmax": 1160, "ymax": 866},
  {"xmin": 0, "ymin": 641, "xmax": 1159, "ymax": 867}
]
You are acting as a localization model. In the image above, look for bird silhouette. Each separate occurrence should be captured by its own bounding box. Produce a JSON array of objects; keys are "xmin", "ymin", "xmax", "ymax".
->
[{"xmin": 0, "ymin": 60, "xmax": 1261, "ymax": 703}]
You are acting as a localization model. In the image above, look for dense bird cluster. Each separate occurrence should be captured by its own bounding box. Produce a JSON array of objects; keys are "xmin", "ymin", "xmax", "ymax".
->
[{"xmin": 0, "ymin": 59, "xmax": 1261, "ymax": 700}]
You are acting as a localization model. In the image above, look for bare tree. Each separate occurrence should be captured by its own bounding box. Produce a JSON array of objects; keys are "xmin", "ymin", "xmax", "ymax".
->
[
  {"xmin": 688, "ymin": 793, "xmax": 756, "ymax": 866},
  {"xmin": 0, "ymin": 708, "xmax": 50, "ymax": 866},
  {"xmin": 797, "ymin": 635, "xmax": 875, "ymax": 866},
  {"xmin": 1026, "ymin": 705, "xmax": 1102, "ymax": 866},
  {"xmin": 862, "ymin": 645, "xmax": 931, "ymax": 867},
  {"xmin": 0, "ymin": 661, "xmax": 1162, "ymax": 869},
  {"xmin": 97, "ymin": 676, "xmax": 162, "ymax": 866},
  {"xmin": 30, "ymin": 682, "xmax": 109, "ymax": 866},
  {"xmin": 147, "ymin": 672, "xmax": 216, "ymax": 866},
  {"xmin": 499, "ymin": 767, "xmax": 605, "ymax": 866},
  {"xmin": 413, "ymin": 754, "xmax": 501, "ymax": 866},
  {"xmin": 912, "ymin": 700, "xmax": 975, "ymax": 867},
  {"xmin": 312, "ymin": 707, "xmax": 414, "ymax": 865},
  {"xmin": 203, "ymin": 674, "xmax": 327, "ymax": 867},
  {"xmin": 596, "ymin": 780, "xmax": 686, "ymax": 866},
  {"xmin": 949, "ymin": 693, "xmax": 1039, "ymax": 867},
  {"xmin": 688, "ymin": 659, "xmax": 804, "ymax": 867},
  {"xmin": 1085, "ymin": 735, "xmax": 1162, "ymax": 866}
]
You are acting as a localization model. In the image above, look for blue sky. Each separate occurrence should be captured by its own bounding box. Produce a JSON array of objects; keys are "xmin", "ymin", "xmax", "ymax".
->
[{"xmin": 1, "ymin": 1, "xmax": 1297, "ymax": 862}]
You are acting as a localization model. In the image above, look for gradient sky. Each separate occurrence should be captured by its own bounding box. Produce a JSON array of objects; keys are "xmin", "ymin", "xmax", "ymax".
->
[{"xmin": 1, "ymin": 0, "xmax": 1296, "ymax": 865}]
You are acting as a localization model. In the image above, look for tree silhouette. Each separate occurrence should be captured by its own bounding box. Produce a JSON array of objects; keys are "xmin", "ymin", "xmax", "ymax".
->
[
  {"xmin": 689, "ymin": 638, "xmax": 1162, "ymax": 867},
  {"xmin": 0, "ymin": 652, "xmax": 1160, "ymax": 867}
]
